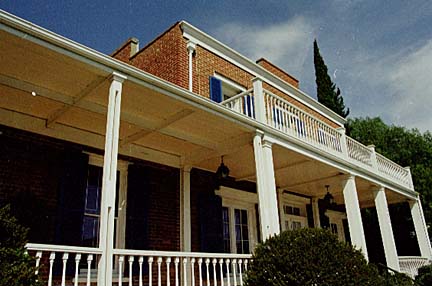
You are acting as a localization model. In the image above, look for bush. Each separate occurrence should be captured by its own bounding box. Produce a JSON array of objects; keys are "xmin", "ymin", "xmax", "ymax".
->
[
  {"xmin": 0, "ymin": 205, "xmax": 42, "ymax": 286},
  {"xmin": 244, "ymin": 228, "xmax": 386, "ymax": 286},
  {"xmin": 415, "ymin": 264, "xmax": 432, "ymax": 286}
]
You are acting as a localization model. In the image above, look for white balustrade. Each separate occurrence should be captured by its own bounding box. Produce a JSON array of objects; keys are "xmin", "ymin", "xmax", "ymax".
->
[
  {"xmin": 399, "ymin": 256, "xmax": 430, "ymax": 279},
  {"xmin": 112, "ymin": 249, "xmax": 252, "ymax": 286},
  {"xmin": 376, "ymin": 153, "xmax": 411, "ymax": 187},
  {"xmin": 346, "ymin": 137, "xmax": 373, "ymax": 167},
  {"xmin": 263, "ymin": 89, "xmax": 343, "ymax": 154},
  {"xmin": 221, "ymin": 84, "xmax": 413, "ymax": 190},
  {"xmin": 221, "ymin": 89, "xmax": 255, "ymax": 118},
  {"xmin": 26, "ymin": 243, "xmax": 101, "ymax": 286}
]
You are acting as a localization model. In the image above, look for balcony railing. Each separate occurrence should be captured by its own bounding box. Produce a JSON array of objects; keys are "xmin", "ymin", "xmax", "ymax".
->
[
  {"xmin": 221, "ymin": 80, "xmax": 413, "ymax": 190},
  {"xmin": 399, "ymin": 256, "xmax": 430, "ymax": 279},
  {"xmin": 26, "ymin": 243, "xmax": 252, "ymax": 286}
]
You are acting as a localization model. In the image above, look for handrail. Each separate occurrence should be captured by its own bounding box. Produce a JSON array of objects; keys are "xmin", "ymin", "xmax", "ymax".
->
[
  {"xmin": 113, "ymin": 248, "xmax": 252, "ymax": 259},
  {"xmin": 26, "ymin": 243, "xmax": 102, "ymax": 254},
  {"xmin": 221, "ymin": 88, "xmax": 253, "ymax": 105}
]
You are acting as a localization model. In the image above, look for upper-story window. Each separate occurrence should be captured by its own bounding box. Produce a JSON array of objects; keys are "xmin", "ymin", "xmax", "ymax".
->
[{"xmin": 209, "ymin": 74, "xmax": 245, "ymax": 103}]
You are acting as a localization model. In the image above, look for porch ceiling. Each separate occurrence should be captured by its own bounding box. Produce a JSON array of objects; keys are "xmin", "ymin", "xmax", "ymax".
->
[{"xmin": 0, "ymin": 29, "xmax": 254, "ymax": 172}]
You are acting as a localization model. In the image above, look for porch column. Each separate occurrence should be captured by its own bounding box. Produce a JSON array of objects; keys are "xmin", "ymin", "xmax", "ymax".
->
[
  {"xmin": 311, "ymin": 197, "xmax": 321, "ymax": 228},
  {"xmin": 374, "ymin": 187, "xmax": 399, "ymax": 271},
  {"xmin": 253, "ymin": 131, "xmax": 280, "ymax": 239},
  {"xmin": 180, "ymin": 166, "xmax": 192, "ymax": 252},
  {"xmin": 98, "ymin": 72, "xmax": 126, "ymax": 286},
  {"xmin": 342, "ymin": 175, "xmax": 368, "ymax": 260},
  {"xmin": 409, "ymin": 199, "xmax": 432, "ymax": 259}
]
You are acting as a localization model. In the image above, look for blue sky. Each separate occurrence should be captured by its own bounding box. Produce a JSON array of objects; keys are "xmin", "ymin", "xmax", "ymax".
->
[{"xmin": 2, "ymin": 0, "xmax": 431, "ymax": 131}]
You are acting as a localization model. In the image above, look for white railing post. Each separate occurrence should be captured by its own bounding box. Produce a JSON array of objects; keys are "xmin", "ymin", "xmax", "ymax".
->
[
  {"xmin": 367, "ymin": 145, "xmax": 378, "ymax": 171},
  {"xmin": 98, "ymin": 72, "xmax": 127, "ymax": 286},
  {"xmin": 404, "ymin": 166, "xmax": 414, "ymax": 189},
  {"xmin": 337, "ymin": 127, "xmax": 349, "ymax": 159},
  {"xmin": 373, "ymin": 186, "xmax": 400, "ymax": 271},
  {"xmin": 342, "ymin": 175, "xmax": 368, "ymax": 260},
  {"xmin": 409, "ymin": 198, "xmax": 432, "ymax": 260},
  {"xmin": 252, "ymin": 78, "xmax": 265, "ymax": 123},
  {"xmin": 253, "ymin": 131, "xmax": 280, "ymax": 239}
]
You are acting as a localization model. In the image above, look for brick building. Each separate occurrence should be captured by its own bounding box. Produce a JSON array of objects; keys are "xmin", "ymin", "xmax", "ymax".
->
[{"xmin": 0, "ymin": 10, "xmax": 431, "ymax": 285}]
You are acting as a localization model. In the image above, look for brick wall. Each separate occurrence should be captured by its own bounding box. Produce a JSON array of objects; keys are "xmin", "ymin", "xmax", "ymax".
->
[{"xmin": 256, "ymin": 58, "xmax": 299, "ymax": 88}]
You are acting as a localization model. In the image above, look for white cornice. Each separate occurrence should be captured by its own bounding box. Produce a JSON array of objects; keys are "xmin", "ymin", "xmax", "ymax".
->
[{"xmin": 180, "ymin": 21, "xmax": 346, "ymax": 127}]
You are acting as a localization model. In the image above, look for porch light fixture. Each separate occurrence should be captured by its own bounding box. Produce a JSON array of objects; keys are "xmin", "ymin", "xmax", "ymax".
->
[
  {"xmin": 216, "ymin": 156, "xmax": 230, "ymax": 179},
  {"xmin": 323, "ymin": 185, "xmax": 335, "ymax": 206}
]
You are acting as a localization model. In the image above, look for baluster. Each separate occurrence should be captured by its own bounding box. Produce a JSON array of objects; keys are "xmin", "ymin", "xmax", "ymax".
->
[
  {"xmin": 212, "ymin": 259, "xmax": 217, "ymax": 286},
  {"xmin": 232, "ymin": 259, "xmax": 237, "ymax": 286},
  {"xmin": 205, "ymin": 258, "xmax": 210, "ymax": 286},
  {"xmin": 219, "ymin": 259, "xmax": 225, "ymax": 286},
  {"xmin": 198, "ymin": 258, "xmax": 203, "ymax": 286},
  {"xmin": 74, "ymin": 254, "xmax": 81, "ymax": 286},
  {"xmin": 148, "ymin": 257, "xmax": 154, "ymax": 286},
  {"xmin": 86, "ymin": 254, "xmax": 93, "ymax": 286},
  {"xmin": 139, "ymin": 256, "xmax": 144, "ymax": 286},
  {"xmin": 225, "ymin": 259, "xmax": 231, "ymax": 286},
  {"xmin": 35, "ymin": 251, "xmax": 42, "ymax": 277},
  {"xmin": 174, "ymin": 258, "xmax": 180, "ymax": 286},
  {"xmin": 61, "ymin": 252, "xmax": 69, "ymax": 286},
  {"xmin": 244, "ymin": 260, "xmax": 248, "ymax": 271},
  {"xmin": 129, "ymin": 256, "xmax": 134, "ymax": 286},
  {"xmin": 166, "ymin": 257, "xmax": 171, "ymax": 286},
  {"xmin": 157, "ymin": 257, "xmax": 162, "ymax": 286},
  {"xmin": 118, "ymin": 256, "xmax": 124, "ymax": 286},
  {"xmin": 191, "ymin": 258, "xmax": 196, "ymax": 286},
  {"xmin": 238, "ymin": 260, "xmax": 243, "ymax": 286},
  {"xmin": 48, "ymin": 252, "xmax": 55, "ymax": 286},
  {"xmin": 183, "ymin": 258, "xmax": 188, "ymax": 286}
]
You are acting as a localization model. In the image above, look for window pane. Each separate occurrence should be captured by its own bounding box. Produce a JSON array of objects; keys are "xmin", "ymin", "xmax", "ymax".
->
[
  {"xmin": 241, "ymin": 210, "xmax": 248, "ymax": 224},
  {"xmin": 82, "ymin": 216, "xmax": 99, "ymax": 247},
  {"xmin": 235, "ymin": 209, "xmax": 240, "ymax": 224},
  {"xmin": 222, "ymin": 207, "xmax": 230, "ymax": 253}
]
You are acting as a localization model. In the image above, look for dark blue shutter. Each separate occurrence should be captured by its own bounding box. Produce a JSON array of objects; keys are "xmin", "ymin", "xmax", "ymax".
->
[
  {"xmin": 306, "ymin": 204, "xmax": 314, "ymax": 228},
  {"xmin": 209, "ymin": 76, "xmax": 222, "ymax": 103},
  {"xmin": 199, "ymin": 191, "xmax": 223, "ymax": 253},
  {"xmin": 126, "ymin": 164, "xmax": 149, "ymax": 250},
  {"xmin": 55, "ymin": 150, "xmax": 88, "ymax": 246}
]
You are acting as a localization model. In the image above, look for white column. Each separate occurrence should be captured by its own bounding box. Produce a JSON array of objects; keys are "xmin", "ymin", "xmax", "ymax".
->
[
  {"xmin": 311, "ymin": 197, "xmax": 321, "ymax": 228},
  {"xmin": 180, "ymin": 166, "xmax": 192, "ymax": 252},
  {"xmin": 374, "ymin": 187, "xmax": 400, "ymax": 271},
  {"xmin": 342, "ymin": 175, "xmax": 368, "ymax": 260},
  {"xmin": 253, "ymin": 131, "xmax": 280, "ymax": 239},
  {"xmin": 97, "ymin": 72, "xmax": 126, "ymax": 286},
  {"xmin": 186, "ymin": 41, "xmax": 196, "ymax": 92},
  {"xmin": 409, "ymin": 199, "xmax": 432, "ymax": 259},
  {"xmin": 252, "ymin": 78, "xmax": 266, "ymax": 123}
]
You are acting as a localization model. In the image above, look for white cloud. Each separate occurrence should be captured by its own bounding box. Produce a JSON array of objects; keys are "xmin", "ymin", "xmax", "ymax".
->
[
  {"xmin": 213, "ymin": 17, "xmax": 316, "ymax": 79},
  {"xmin": 386, "ymin": 40, "xmax": 432, "ymax": 131}
]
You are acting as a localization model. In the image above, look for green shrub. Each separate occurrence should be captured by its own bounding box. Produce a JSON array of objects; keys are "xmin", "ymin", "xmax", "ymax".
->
[
  {"xmin": 0, "ymin": 204, "xmax": 42, "ymax": 286},
  {"xmin": 244, "ymin": 228, "xmax": 384, "ymax": 286},
  {"xmin": 415, "ymin": 264, "xmax": 432, "ymax": 286}
]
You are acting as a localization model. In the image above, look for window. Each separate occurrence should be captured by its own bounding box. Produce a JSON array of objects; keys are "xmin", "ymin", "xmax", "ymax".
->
[
  {"xmin": 278, "ymin": 192, "xmax": 310, "ymax": 232},
  {"xmin": 216, "ymin": 187, "xmax": 258, "ymax": 254},
  {"xmin": 81, "ymin": 155, "xmax": 128, "ymax": 249},
  {"xmin": 325, "ymin": 210, "xmax": 347, "ymax": 242},
  {"xmin": 209, "ymin": 74, "xmax": 245, "ymax": 103}
]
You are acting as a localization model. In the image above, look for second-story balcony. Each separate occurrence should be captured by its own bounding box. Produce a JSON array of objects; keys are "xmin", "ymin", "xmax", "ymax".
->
[{"xmin": 221, "ymin": 78, "xmax": 413, "ymax": 192}]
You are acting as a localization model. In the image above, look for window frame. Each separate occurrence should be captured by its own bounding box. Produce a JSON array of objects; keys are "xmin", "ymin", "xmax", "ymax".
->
[
  {"xmin": 215, "ymin": 186, "xmax": 258, "ymax": 254},
  {"xmin": 213, "ymin": 73, "xmax": 246, "ymax": 101},
  {"xmin": 278, "ymin": 192, "xmax": 310, "ymax": 231},
  {"xmin": 325, "ymin": 210, "xmax": 347, "ymax": 242},
  {"xmin": 86, "ymin": 154, "xmax": 129, "ymax": 250}
]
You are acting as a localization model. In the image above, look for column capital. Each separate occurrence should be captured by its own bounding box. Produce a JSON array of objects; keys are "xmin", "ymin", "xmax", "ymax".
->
[
  {"xmin": 340, "ymin": 173, "xmax": 356, "ymax": 184},
  {"xmin": 186, "ymin": 40, "xmax": 197, "ymax": 53},
  {"xmin": 262, "ymin": 139, "xmax": 273, "ymax": 149},
  {"xmin": 110, "ymin": 72, "xmax": 127, "ymax": 83},
  {"xmin": 255, "ymin": 129, "xmax": 264, "ymax": 138}
]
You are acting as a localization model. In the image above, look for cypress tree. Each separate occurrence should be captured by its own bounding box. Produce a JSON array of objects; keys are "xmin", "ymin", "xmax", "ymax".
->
[{"xmin": 313, "ymin": 39, "xmax": 349, "ymax": 118}]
